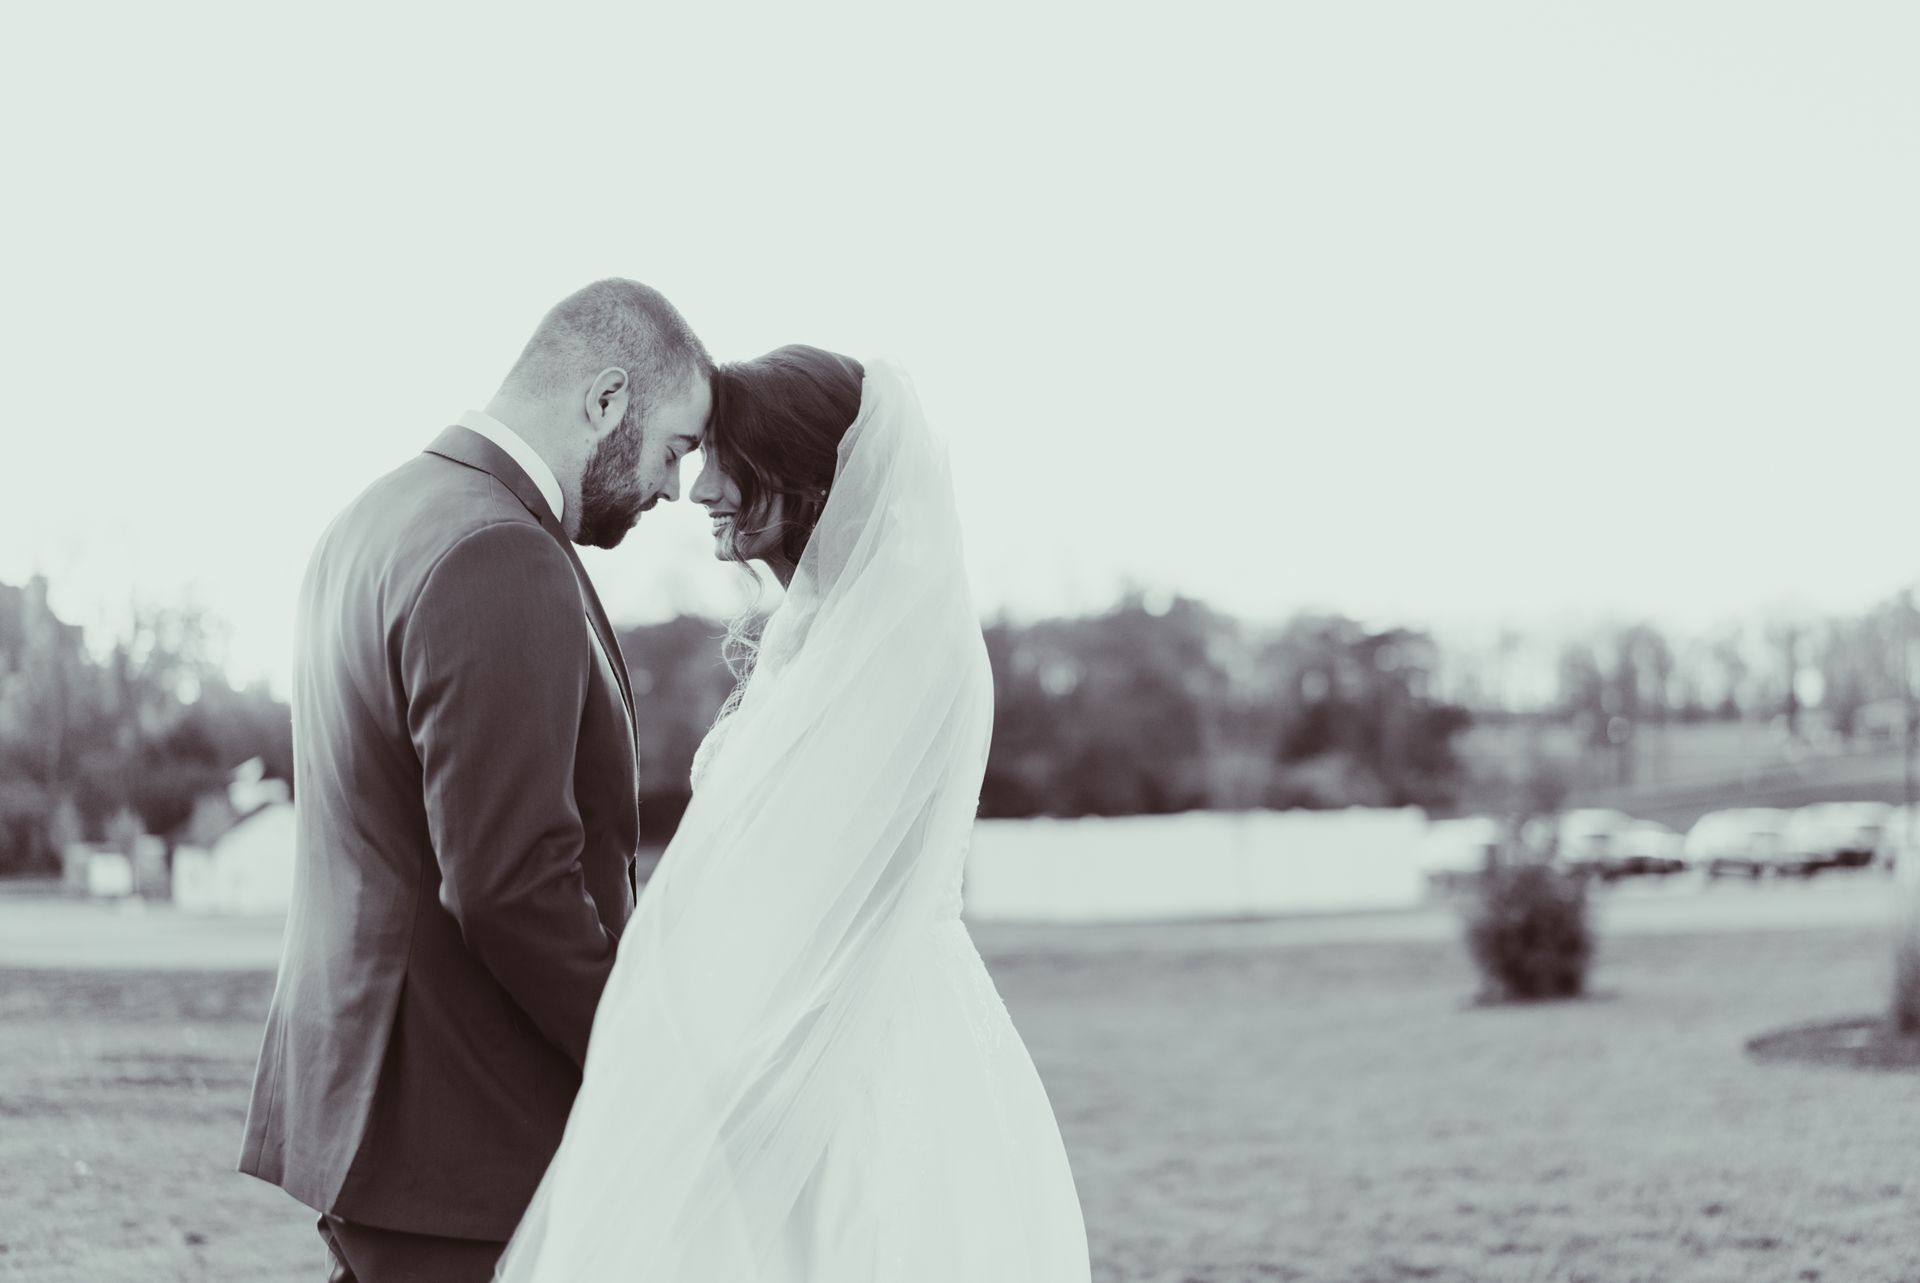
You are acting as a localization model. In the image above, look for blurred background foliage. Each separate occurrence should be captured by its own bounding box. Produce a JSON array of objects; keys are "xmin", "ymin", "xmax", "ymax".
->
[
  {"xmin": 2, "ymin": 573, "xmax": 1915, "ymax": 874},
  {"xmin": 0, "ymin": 579, "xmax": 291, "ymax": 873}
]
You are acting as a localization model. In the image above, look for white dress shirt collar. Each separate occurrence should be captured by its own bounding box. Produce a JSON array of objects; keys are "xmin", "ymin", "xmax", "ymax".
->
[{"xmin": 456, "ymin": 409, "xmax": 564, "ymax": 523}]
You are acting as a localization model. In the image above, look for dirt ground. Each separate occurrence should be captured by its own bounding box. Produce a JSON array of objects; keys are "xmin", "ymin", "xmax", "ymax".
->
[{"xmin": 3, "ymin": 915, "xmax": 1918, "ymax": 1282}]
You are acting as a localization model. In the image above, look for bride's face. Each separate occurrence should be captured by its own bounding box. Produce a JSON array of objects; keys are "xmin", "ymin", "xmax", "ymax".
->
[{"xmin": 690, "ymin": 452, "xmax": 786, "ymax": 564}]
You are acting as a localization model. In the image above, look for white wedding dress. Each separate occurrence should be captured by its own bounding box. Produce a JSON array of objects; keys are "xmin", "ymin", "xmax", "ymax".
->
[{"xmin": 493, "ymin": 360, "xmax": 1090, "ymax": 1281}]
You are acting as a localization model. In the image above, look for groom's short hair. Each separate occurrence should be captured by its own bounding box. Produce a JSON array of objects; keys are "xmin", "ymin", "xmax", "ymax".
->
[{"xmin": 504, "ymin": 279, "xmax": 712, "ymax": 409}]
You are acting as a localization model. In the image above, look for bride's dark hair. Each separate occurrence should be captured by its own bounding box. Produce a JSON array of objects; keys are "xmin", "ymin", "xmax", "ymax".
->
[
  {"xmin": 706, "ymin": 345, "xmax": 866, "ymax": 570},
  {"xmin": 706, "ymin": 344, "xmax": 866, "ymax": 697}
]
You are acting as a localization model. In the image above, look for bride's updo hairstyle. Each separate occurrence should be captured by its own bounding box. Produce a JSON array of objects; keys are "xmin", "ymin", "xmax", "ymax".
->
[{"xmin": 705, "ymin": 345, "xmax": 866, "ymax": 568}]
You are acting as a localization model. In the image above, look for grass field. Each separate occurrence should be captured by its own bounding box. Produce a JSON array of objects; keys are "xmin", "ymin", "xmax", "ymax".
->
[{"xmin": 4, "ymin": 919, "xmax": 1919, "ymax": 1282}]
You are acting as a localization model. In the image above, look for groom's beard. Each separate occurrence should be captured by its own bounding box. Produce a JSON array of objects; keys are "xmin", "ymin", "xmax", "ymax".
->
[{"xmin": 577, "ymin": 411, "xmax": 651, "ymax": 550}]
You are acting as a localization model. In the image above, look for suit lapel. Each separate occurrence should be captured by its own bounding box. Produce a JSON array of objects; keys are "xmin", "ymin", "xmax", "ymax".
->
[
  {"xmin": 554, "ymin": 537, "xmax": 636, "ymax": 726},
  {"xmin": 424, "ymin": 426, "xmax": 637, "ymax": 730}
]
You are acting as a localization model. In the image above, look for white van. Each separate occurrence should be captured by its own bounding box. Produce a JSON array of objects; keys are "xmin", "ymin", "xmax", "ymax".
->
[{"xmin": 1684, "ymin": 808, "xmax": 1791, "ymax": 879}]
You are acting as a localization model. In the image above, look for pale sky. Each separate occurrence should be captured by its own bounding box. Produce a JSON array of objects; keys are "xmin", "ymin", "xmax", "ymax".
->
[{"xmin": 2, "ymin": 2, "xmax": 1915, "ymax": 691}]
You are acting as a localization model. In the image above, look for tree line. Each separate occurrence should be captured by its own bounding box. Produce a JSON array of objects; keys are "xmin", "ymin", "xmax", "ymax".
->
[{"xmin": 3, "ymin": 574, "xmax": 1912, "ymax": 874}]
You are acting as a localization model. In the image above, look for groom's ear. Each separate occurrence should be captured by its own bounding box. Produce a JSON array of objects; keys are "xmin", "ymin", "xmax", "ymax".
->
[{"xmin": 583, "ymin": 366, "xmax": 631, "ymax": 440}]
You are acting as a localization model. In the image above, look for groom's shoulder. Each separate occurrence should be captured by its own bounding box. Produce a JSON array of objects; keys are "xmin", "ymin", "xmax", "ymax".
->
[
  {"xmin": 315, "ymin": 445, "xmax": 550, "ymax": 585},
  {"xmin": 357, "ymin": 447, "xmax": 536, "ymax": 535}
]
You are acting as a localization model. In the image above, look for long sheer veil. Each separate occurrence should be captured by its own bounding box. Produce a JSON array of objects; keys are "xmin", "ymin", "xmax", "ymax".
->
[{"xmin": 494, "ymin": 358, "xmax": 996, "ymax": 1280}]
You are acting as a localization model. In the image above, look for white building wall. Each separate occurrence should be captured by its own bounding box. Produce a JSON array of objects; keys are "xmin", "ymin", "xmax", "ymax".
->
[{"xmin": 964, "ymin": 807, "xmax": 1437, "ymax": 923}]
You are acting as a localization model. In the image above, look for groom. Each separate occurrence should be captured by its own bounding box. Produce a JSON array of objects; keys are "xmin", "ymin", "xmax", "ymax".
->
[{"xmin": 240, "ymin": 280, "xmax": 712, "ymax": 1282}]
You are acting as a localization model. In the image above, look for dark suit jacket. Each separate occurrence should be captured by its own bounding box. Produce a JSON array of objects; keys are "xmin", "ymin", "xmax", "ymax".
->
[{"xmin": 240, "ymin": 427, "xmax": 639, "ymax": 1240}]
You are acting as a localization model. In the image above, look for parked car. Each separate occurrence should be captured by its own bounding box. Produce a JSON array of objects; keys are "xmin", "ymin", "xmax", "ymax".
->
[
  {"xmin": 1554, "ymin": 808, "xmax": 1633, "ymax": 880},
  {"xmin": 1419, "ymin": 815, "xmax": 1503, "ymax": 895},
  {"xmin": 1550, "ymin": 809, "xmax": 1684, "ymax": 880},
  {"xmin": 1779, "ymin": 802, "xmax": 1894, "ymax": 876},
  {"xmin": 1685, "ymin": 808, "xmax": 1791, "ymax": 879},
  {"xmin": 1875, "ymin": 804, "xmax": 1920, "ymax": 879},
  {"xmin": 1612, "ymin": 820, "xmax": 1688, "ymax": 876}
]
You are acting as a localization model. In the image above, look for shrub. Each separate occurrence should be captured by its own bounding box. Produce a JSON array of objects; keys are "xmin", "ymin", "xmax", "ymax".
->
[{"xmin": 1465, "ymin": 861, "xmax": 1594, "ymax": 1001}]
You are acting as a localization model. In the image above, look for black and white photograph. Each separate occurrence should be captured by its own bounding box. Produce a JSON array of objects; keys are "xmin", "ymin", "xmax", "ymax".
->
[{"xmin": 2, "ymin": 4, "xmax": 1918, "ymax": 1281}]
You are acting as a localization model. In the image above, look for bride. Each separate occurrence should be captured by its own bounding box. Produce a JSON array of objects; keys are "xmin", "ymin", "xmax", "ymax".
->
[{"xmin": 493, "ymin": 348, "xmax": 1091, "ymax": 1281}]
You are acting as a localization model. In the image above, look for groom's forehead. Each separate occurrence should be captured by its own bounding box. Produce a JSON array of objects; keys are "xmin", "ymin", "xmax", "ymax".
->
[
  {"xmin": 687, "ymin": 373, "xmax": 714, "ymax": 433},
  {"xmin": 656, "ymin": 376, "xmax": 713, "ymax": 444}
]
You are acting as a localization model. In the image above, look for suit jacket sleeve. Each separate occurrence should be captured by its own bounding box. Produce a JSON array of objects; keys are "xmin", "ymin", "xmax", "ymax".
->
[{"xmin": 402, "ymin": 519, "xmax": 617, "ymax": 1067}]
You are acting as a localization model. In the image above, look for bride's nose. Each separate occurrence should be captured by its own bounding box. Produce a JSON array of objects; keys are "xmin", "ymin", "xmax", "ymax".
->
[{"xmin": 689, "ymin": 456, "xmax": 723, "ymax": 508}]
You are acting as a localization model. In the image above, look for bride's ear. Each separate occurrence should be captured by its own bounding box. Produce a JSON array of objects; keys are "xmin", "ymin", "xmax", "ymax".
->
[{"xmin": 584, "ymin": 366, "xmax": 631, "ymax": 440}]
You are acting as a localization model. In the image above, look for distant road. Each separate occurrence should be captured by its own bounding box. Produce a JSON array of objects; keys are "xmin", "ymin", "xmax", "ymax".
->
[
  {"xmin": 1571, "ymin": 745, "xmax": 1919, "ymax": 829},
  {"xmin": 979, "ymin": 871, "xmax": 1914, "ymax": 956},
  {"xmin": 1, "ymin": 871, "xmax": 1912, "ymax": 971}
]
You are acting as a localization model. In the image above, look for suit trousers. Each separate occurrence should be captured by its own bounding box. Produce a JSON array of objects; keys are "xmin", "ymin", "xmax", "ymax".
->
[{"xmin": 318, "ymin": 1214, "xmax": 506, "ymax": 1283}]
